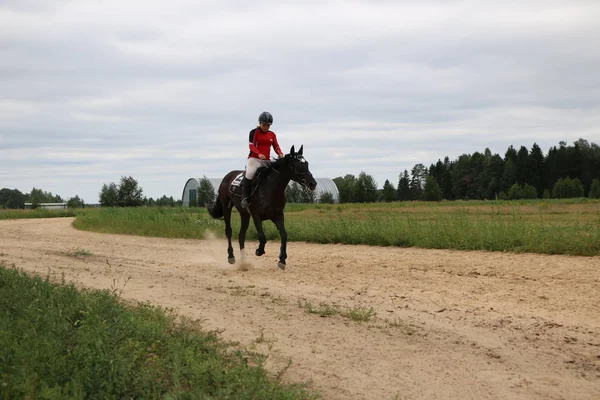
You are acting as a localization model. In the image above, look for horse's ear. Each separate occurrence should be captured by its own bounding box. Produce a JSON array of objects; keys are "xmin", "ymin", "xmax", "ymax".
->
[
  {"xmin": 298, "ymin": 145, "xmax": 303, "ymax": 156},
  {"xmin": 290, "ymin": 145, "xmax": 295, "ymax": 155}
]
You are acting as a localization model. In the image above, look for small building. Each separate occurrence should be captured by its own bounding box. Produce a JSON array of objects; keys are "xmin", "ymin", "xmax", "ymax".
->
[
  {"xmin": 182, "ymin": 177, "xmax": 340, "ymax": 206},
  {"xmin": 182, "ymin": 178, "xmax": 199, "ymax": 207},
  {"xmin": 24, "ymin": 202, "xmax": 68, "ymax": 210}
]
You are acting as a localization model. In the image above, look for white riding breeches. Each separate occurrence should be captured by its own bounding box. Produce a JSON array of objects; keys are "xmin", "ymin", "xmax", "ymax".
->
[{"xmin": 245, "ymin": 157, "xmax": 269, "ymax": 179}]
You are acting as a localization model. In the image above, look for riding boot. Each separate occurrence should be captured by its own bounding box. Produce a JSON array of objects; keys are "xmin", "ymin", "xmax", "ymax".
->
[{"xmin": 241, "ymin": 177, "xmax": 252, "ymax": 208}]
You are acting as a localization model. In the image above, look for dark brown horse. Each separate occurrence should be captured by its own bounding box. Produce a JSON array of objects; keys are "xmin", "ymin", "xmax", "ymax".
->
[{"xmin": 206, "ymin": 145, "xmax": 317, "ymax": 269}]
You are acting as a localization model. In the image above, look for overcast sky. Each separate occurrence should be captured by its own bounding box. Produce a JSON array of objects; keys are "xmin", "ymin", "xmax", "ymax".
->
[{"xmin": 2, "ymin": 0, "xmax": 599, "ymax": 203}]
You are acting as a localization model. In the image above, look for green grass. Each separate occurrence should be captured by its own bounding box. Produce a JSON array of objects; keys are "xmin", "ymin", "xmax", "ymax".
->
[
  {"xmin": 66, "ymin": 249, "xmax": 93, "ymax": 258},
  {"xmin": 72, "ymin": 207, "xmax": 219, "ymax": 239},
  {"xmin": 0, "ymin": 208, "xmax": 77, "ymax": 220},
  {"xmin": 0, "ymin": 265, "xmax": 317, "ymax": 400},
  {"xmin": 299, "ymin": 301, "xmax": 376, "ymax": 323},
  {"xmin": 341, "ymin": 307, "xmax": 377, "ymax": 322},
  {"xmin": 300, "ymin": 301, "xmax": 339, "ymax": 317},
  {"xmin": 71, "ymin": 199, "xmax": 600, "ymax": 256}
]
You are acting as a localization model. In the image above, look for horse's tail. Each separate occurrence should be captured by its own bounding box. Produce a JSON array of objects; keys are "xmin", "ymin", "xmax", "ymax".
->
[{"xmin": 205, "ymin": 195, "xmax": 224, "ymax": 219}]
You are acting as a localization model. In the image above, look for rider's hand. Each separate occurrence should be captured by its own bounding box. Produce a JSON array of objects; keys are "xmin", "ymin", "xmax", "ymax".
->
[
  {"xmin": 258, "ymin": 154, "xmax": 267, "ymax": 160},
  {"xmin": 278, "ymin": 152, "xmax": 284, "ymax": 158}
]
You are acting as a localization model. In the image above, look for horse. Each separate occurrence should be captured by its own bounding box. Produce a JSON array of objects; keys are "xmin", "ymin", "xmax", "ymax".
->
[{"xmin": 206, "ymin": 145, "xmax": 317, "ymax": 270}]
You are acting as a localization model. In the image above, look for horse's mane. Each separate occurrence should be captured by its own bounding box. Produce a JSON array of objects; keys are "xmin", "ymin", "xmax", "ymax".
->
[
  {"xmin": 270, "ymin": 156, "xmax": 287, "ymax": 170},
  {"xmin": 256, "ymin": 156, "xmax": 287, "ymax": 177},
  {"xmin": 255, "ymin": 152, "xmax": 306, "ymax": 180}
]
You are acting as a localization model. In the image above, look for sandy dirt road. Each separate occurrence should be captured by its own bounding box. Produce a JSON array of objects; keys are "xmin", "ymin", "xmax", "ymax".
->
[{"xmin": 1, "ymin": 218, "xmax": 599, "ymax": 399}]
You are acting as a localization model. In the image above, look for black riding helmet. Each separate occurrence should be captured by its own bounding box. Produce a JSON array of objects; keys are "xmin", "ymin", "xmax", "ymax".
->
[{"xmin": 258, "ymin": 111, "xmax": 273, "ymax": 125}]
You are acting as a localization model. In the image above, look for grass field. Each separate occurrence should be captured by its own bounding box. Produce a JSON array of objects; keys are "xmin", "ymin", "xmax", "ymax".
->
[
  {"xmin": 0, "ymin": 265, "xmax": 317, "ymax": 399},
  {"xmin": 2, "ymin": 199, "xmax": 598, "ymax": 256},
  {"xmin": 0, "ymin": 208, "xmax": 76, "ymax": 220},
  {"xmin": 1, "ymin": 200, "xmax": 598, "ymax": 397},
  {"xmin": 64, "ymin": 198, "xmax": 600, "ymax": 256}
]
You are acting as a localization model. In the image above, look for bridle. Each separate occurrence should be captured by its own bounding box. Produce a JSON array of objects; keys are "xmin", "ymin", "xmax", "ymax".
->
[{"xmin": 271, "ymin": 155, "xmax": 313, "ymax": 187}]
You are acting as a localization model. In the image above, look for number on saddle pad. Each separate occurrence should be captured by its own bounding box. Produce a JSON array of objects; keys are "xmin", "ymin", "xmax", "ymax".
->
[{"xmin": 231, "ymin": 172, "xmax": 244, "ymax": 187}]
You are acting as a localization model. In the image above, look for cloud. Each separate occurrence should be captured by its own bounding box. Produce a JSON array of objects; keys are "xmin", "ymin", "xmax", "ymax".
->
[{"xmin": 1, "ymin": 0, "xmax": 599, "ymax": 202}]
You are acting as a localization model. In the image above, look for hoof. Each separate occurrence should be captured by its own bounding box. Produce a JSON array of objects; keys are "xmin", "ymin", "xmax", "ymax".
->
[
  {"xmin": 238, "ymin": 263, "xmax": 250, "ymax": 272},
  {"xmin": 255, "ymin": 248, "xmax": 265, "ymax": 257},
  {"xmin": 228, "ymin": 257, "xmax": 235, "ymax": 265},
  {"xmin": 277, "ymin": 261, "xmax": 286, "ymax": 270}
]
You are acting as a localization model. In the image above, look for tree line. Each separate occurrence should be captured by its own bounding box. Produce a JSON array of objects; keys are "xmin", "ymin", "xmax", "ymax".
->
[
  {"xmin": 334, "ymin": 138, "xmax": 600, "ymax": 203},
  {"xmin": 197, "ymin": 137, "xmax": 600, "ymax": 205},
  {"xmin": 1, "ymin": 176, "xmax": 179, "ymax": 209},
  {"xmin": 3, "ymin": 138, "xmax": 599, "ymax": 209},
  {"xmin": 99, "ymin": 176, "xmax": 182, "ymax": 207},
  {"xmin": 0, "ymin": 188, "xmax": 85, "ymax": 209}
]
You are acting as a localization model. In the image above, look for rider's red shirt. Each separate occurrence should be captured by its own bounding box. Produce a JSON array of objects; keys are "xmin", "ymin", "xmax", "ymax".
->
[{"xmin": 248, "ymin": 128, "xmax": 282, "ymax": 159}]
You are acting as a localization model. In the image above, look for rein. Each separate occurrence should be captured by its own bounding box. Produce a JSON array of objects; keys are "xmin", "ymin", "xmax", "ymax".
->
[{"xmin": 270, "ymin": 156, "xmax": 312, "ymax": 186}]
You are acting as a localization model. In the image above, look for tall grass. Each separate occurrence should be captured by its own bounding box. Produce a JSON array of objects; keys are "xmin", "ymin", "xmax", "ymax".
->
[
  {"xmin": 0, "ymin": 208, "xmax": 77, "ymax": 220},
  {"xmin": 0, "ymin": 265, "xmax": 317, "ymax": 399},
  {"xmin": 287, "ymin": 209, "xmax": 599, "ymax": 255},
  {"xmin": 72, "ymin": 200, "xmax": 600, "ymax": 256},
  {"xmin": 72, "ymin": 207, "xmax": 214, "ymax": 238}
]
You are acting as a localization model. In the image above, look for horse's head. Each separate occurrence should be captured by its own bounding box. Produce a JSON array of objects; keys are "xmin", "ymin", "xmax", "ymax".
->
[{"xmin": 281, "ymin": 145, "xmax": 317, "ymax": 191}]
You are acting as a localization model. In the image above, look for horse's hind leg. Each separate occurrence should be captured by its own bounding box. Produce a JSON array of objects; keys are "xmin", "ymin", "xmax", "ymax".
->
[
  {"xmin": 252, "ymin": 216, "xmax": 267, "ymax": 256},
  {"xmin": 223, "ymin": 204, "xmax": 235, "ymax": 264}
]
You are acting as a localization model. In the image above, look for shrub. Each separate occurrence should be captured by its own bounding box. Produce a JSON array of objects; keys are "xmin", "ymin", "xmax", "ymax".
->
[
  {"xmin": 507, "ymin": 184, "xmax": 523, "ymax": 200},
  {"xmin": 542, "ymin": 189, "xmax": 552, "ymax": 199},
  {"xmin": 319, "ymin": 192, "xmax": 335, "ymax": 204},
  {"xmin": 521, "ymin": 184, "xmax": 538, "ymax": 199},
  {"xmin": 553, "ymin": 177, "xmax": 585, "ymax": 199}
]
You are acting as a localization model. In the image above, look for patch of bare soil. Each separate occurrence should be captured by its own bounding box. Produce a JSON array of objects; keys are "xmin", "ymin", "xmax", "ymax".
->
[{"xmin": 1, "ymin": 218, "xmax": 599, "ymax": 400}]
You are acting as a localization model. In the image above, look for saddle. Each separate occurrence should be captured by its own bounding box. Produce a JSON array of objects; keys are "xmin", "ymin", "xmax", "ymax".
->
[{"xmin": 229, "ymin": 164, "xmax": 273, "ymax": 198}]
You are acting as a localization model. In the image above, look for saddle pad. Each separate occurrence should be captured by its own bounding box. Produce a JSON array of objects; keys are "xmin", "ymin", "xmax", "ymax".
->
[{"xmin": 230, "ymin": 172, "xmax": 244, "ymax": 189}]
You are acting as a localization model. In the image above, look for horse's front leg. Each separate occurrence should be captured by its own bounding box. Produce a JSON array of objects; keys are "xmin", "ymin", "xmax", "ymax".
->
[
  {"xmin": 252, "ymin": 215, "xmax": 267, "ymax": 256},
  {"xmin": 272, "ymin": 214, "xmax": 287, "ymax": 270},
  {"xmin": 223, "ymin": 205, "xmax": 235, "ymax": 264},
  {"xmin": 238, "ymin": 212, "xmax": 251, "ymax": 260}
]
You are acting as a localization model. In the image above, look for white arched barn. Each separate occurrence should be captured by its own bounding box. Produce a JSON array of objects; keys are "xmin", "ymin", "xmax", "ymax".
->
[
  {"xmin": 182, "ymin": 178, "xmax": 199, "ymax": 207},
  {"xmin": 182, "ymin": 177, "xmax": 340, "ymax": 206},
  {"xmin": 312, "ymin": 178, "xmax": 340, "ymax": 202}
]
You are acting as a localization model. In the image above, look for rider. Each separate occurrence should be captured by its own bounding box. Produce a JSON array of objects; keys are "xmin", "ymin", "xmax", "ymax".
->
[{"xmin": 241, "ymin": 111, "xmax": 284, "ymax": 208}]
